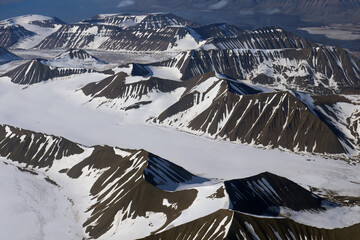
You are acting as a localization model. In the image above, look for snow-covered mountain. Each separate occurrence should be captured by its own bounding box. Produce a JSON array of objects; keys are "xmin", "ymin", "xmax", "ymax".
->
[
  {"xmin": 82, "ymin": 12, "xmax": 200, "ymax": 30},
  {"xmin": 153, "ymin": 46, "xmax": 360, "ymax": 94},
  {"xmin": 203, "ymin": 27, "xmax": 315, "ymax": 50},
  {"xmin": 30, "ymin": 13, "xmax": 202, "ymax": 51},
  {"xmin": 44, "ymin": 49, "xmax": 107, "ymax": 69},
  {"xmin": 0, "ymin": 15, "xmax": 64, "ymax": 49},
  {"xmin": 82, "ymin": 70, "xmax": 356, "ymax": 154},
  {"xmin": 1, "ymin": 124, "xmax": 359, "ymax": 239},
  {"xmin": 0, "ymin": 12, "xmax": 360, "ymax": 240},
  {"xmin": 1, "ymin": 59, "xmax": 98, "ymax": 85}
]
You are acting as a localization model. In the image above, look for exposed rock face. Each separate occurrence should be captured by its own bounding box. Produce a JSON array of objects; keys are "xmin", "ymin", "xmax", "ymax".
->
[
  {"xmin": 155, "ymin": 46, "xmax": 360, "ymax": 94},
  {"xmin": 0, "ymin": 15, "xmax": 65, "ymax": 49},
  {"xmin": 0, "ymin": 25, "xmax": 36, "ymax": 48},
  {"xmin": 0, "ymin": 124, "xmax": 84, "ymax": 168},
  {"xmin": 1, "ymin": 59, "xmax": 93, "ymax": 84},
  {"xmin": 205, "ymin": 27, "xmax": 315, "ymax": 50},
  {"xmin": 34, "ymin": 24, "xmax": 122, "ymax": 49},
  {"xmin": 225, "ymin": 172, "xmax": 330, "ymax": 216},
  {"xmin": 141, "ymin": 208, "xmax": 360, "ymax": 240},
  {"xmin": 82, "ymin": 13, "xmax": 200, "ymax": 29},
  {"xmin": 82, "ymin": 69, "xmax": 351, "ymax": 154},
  {"xmin": 194, "ymin": 23, "xmax": 244, "ymax": 39},
  {"xmin": 1, "ymin": 123, "xmax": 356, "ymax": 240},
  {"xmin": 33, "ymin": 13, "xmax": 201, "ymax": 51},
  {"xmin": 67, "ymin": 146, "xmax": 198, "ymax": 238},
  {"xmin": 27, "ymin": 16, "xmax": 65, "ymax": 28},
  {"xmin": 82, "ymin": 71, "xmax": 182, "ymax": 100},
  {"xmin": 0, "ymin": 124, "xmax": 197, "ymax": 238},
  {"xmin": 152, "ymin": 73, "xmax": 347, "ymax": 154},
  {"xmin": 98, "ymin": 26, "xmax": 200, "ymax": 51}
]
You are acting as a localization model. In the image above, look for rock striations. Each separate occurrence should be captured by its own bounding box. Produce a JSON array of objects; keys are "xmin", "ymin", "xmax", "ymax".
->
[{"xmin": 0, "ymin": 124, "xmax": 359, "ymax": 239}]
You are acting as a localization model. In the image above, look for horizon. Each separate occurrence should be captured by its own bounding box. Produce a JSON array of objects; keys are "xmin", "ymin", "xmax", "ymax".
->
[{"xmin": 0, "ymin": 0, "xmax": 148, "ymax": 23}]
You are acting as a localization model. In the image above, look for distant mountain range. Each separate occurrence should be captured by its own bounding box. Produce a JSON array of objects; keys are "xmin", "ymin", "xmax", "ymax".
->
[{"xmin": 120, "ymin": 0, "xmax": 360, "ymax": 25}]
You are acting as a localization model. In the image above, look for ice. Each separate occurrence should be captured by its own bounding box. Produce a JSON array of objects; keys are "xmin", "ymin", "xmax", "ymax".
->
[
  {"xmin": 0, "ymin": 161, "xmax": 83, "ymax": 240},
  {"xmin": 147, "ymin": 66, "xmax": 182, "ymax": 80}
]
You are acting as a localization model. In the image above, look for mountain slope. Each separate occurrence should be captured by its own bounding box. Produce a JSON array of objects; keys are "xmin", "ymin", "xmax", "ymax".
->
[
  {"xmin": 152, "ymin": 72, "xmax": 348, "ymax": 154},
  {"xmin": 194, "ymin": 23, "xmax": 244, "ymax": 39},
  {"xmin": 82, "ymin": 13, "xmax": 200, "ymax": 30},
  {"xmin": 81, "ymin": 69, "xmax": 351, "ymax": 154},
  {"xmin": 1, "ymin": 59, "xmax": 94, "ymax": 85},
  {"xmin": 98, "ymin": 26, "xmax": 201, "ymax": 51},
  {"xmin": 204, "ymin": 27, "xmax": 315, "ymax": 50},
  {"xmin": 1, "ymin": 123, "xmax": 357, "ymax": 239},
  {"xmin": 0, "ymin": 47, "xmax": 20, "ymax": 64},
  {"xmin": 34, "ymin": 13, "xmax": 202, "ymax": 51},
  {"xmin": 154, "ymin": 46, "xmax": 360, "ymax": 94},
  {"xmin": 44, "ymin": 48, "xmax": 107, "ymax": 69},
  {"xmin": 0, "ymin": 15, "xmax": 64, "ymax": 49},
  {"xmin": 34, "ymin": 23, "xmax": 121, "ymax": 49},
  {"xmin": 142, "ymin": 209, "xmax": 360, "ymax": 240}
]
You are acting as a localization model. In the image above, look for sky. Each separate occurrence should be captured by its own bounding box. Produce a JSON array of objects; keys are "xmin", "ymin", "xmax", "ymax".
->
[{"xmin": 0, "ymin": 0, "xmax": 132, "ymax": 23}]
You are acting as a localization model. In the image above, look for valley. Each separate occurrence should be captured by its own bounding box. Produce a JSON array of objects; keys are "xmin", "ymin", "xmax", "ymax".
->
[{"xmin": 0, "ymin": 12, "xmax": 359, "ymax": 240}]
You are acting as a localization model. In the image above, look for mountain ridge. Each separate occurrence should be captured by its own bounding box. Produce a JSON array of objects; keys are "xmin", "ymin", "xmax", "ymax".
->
[{"xmin": 0, "ymin": 123, "xmax": 358, "ymax": 239}]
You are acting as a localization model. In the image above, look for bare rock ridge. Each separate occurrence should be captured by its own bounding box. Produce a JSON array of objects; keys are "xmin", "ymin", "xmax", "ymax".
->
[
  {"xmin": 141, "ymin": 209, "xmax": 360, "ymax": 240},
  {"xmin": 1, "ymin": 49, "xmax": 110, "ymax": 84},
  {"xmin": 0, "ymin": 123, "xmax": 357, "ymax": 239},
  {"xmin": 82, "ymin": 71, "xmax": 182, "ymax": 100},
  {"xmin": 0, "ymin": 11, "xmax": 360, "ymax": 240},
  {"xmin": 0, "ymin": 15, "xmax": 65, "ymax": 49},
  {"xmin": 0, "ymin": 124, "xmax": 84, "ymax": 168},
  {"xmin": 224, "ymin": 172, "xmax": 334, "ymax": 216},
  {"xmin": 81, "ymin": 13, "xmax": 200, "ymax": 29},
  {"xmin": 33, "ymin": 23, "xmax": 121, "ymax": 49},
  {"xmin": 0, "ymin": 24, "xmax": 36, "ymax": 48},
  {"xmin": 154, "ymin": 47, "xmax": 360, "ymax": 94},
  {"xmin": 81, "ymin": 69, "xmax": 349, "ymax": 154},
  {"xmin": 1, "ymin": 59, "xmax": 93, "ymax": 84},
  {"xmin": 153, "ymin": 74, "xmax": 348, "ymax": 154},
  {"xmin": 33, "ymin": 13, "xmax": 202, "ymax": 51},
  {"xmin": 205, "ymin": 27, "xmax": 316, "ymax": 50},
  {"xmin": 55, "ymin": 48, "xmax": 105, "ymax": 62},
  {"xmin": 0, "ymin": 13, "xmax": 341, "ymax": 52},
  {"xmin": 193, "ymin": 23, "xmax": 244, "ymax": 39},
  {"xmin": 144, "ymin": 153, "xmax": 210, "ymax": 191}
]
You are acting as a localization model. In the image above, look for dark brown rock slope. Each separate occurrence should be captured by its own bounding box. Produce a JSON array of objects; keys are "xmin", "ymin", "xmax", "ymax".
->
[
  {"xmin": 205, "ymin": 27, "xmax": 315, "ymax": 50},
  {"xmin": 140, "ymin": 209, "xmax": 360, "ymax": 240},
  {"xmin": 0, "ymin": 25, "xmax": 36, "ymax": 48},
  {"xmin": 0, "ymin": 124, "xmax": 358, "ymax": 239},
  {"xmin": 154, "ymin": 46, "xmax": 360, "ymax": 94},
  {"xmin": 2, "ymin": 59, "xmax": 94, "ymax": 84},
  {"xmin": 154, "ymin": 73, "xmax": 347, "ymax": 154}
]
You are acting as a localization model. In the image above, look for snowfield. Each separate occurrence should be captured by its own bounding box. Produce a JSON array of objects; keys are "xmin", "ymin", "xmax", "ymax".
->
[{"xmin": 0, "ymin": 160, "xmax": 83, "ymax": 240}]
